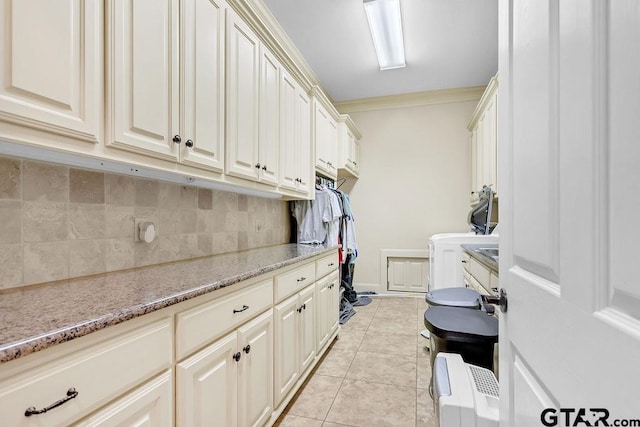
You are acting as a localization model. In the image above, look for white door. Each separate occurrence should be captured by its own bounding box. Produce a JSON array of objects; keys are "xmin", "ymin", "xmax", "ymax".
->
[
  {"xmin": 295, "ymin": 87, "xmax": 312, "ymax": 196},
  {"xmin": 226, "ymin": 9, "xmax": 259, "ymax": 181},
  {"xmin": 258, "ymin": 45, "xmax": 280, "ymax": 186},
  {"xmin": 279, "ymin": 69, "xmax": 298, "ymax": 192},
  {"xmin": 180, "ymin": 0, "xmax": 226, "ymax": 173},
  {"xmin": 499, "ymin": 1, "xmax": 640, "ymax": 425},
  {"xmin": 273, "ymin": 293, "xmax": 299, "ymax": 406},
  {"xmin": 176, "ymin": 332, "xmax": 238, "ymax": 426},
  {"xmin": 299, "ymin": 284, "xmax": 316, "ymax": 373},
  {"xmin": 0, "ymin": 0, "xmax": 102, "ymax": 144},
  {"xmin": 107, "ymin": 0, "xmax": 179, "ymax": 160},
  {"xmin": 237, "ymin": 310, "xmax": 273, "ymax": 427}
]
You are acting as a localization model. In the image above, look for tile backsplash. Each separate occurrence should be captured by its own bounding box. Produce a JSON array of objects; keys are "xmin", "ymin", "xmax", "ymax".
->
[{"xmin": 0, "ymin": 155, "xmax": 291, "ymax": 289}]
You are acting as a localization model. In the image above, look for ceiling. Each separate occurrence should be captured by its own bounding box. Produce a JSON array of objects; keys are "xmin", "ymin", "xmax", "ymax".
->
[{"xmin": 261, "ymin": 0, "xmax": 499, "ymax": 102}]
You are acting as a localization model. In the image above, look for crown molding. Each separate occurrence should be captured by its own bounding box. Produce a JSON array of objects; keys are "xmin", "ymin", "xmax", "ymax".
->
[
  {"xmin": 467, "ymin": 74, "xmax": 499, "ymax": 130},
  {"xmin": 230, "ymin": 0, "xmax": 328, "ymax": 98},
  {"xmin": 334, "ymin": 85, "xmax": 487, "ymax": 114}
]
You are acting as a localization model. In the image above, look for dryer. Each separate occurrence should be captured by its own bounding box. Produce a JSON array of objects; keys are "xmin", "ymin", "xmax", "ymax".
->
[
  {"xmin": 428, "ymin": 232, "xmax": 497, "ymax": 291},
  {"xmin": 429, "ymin": 187, "xmax": 498, "ymax": 291}
]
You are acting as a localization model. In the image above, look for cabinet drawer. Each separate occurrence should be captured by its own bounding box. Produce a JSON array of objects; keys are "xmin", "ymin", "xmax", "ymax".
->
[
  {"xmin": 274, "ymin": 263, "xmax": 315, "ymax": 302},
  {"xmin": 176, "ymin": 280, "xmax": 273, "ymax": 360},
  {"xmin": 0, "ymin": 319, "xmax": 172, "ymax": 427},
  {"xmin": 315, "ymin": 252, "xmax": 338, "ymax": 279},
  {"xmin": 489, "ymin": 272, "xmax": 499, "ymax": 294},
  {"xmin": 468, "ymin": 257, "xmax": 491, "ymax": 291}
]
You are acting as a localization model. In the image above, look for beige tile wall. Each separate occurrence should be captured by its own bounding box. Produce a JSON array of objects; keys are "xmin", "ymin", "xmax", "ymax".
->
[{"xmin": 0, "ymin": 155, "xmax": 291, "ymax": 289}]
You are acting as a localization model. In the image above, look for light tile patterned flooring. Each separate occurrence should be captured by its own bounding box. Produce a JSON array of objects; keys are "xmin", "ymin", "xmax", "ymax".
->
[{"xmin": 275, "ymin": 296, "xmax": 436, "ymax": 427}]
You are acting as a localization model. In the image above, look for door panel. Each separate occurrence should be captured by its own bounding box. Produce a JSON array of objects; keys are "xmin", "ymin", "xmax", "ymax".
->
[
  {"xmin": 237, "ymin": 310, "xmax": 273, "ymax": 427},
  {"xmin": 180, "ymin": 0, "xmax": 226, "ymax": 172},
  {"xmin": 511, "ymin": 0, "xmax": 559, "ymax": 283},
  {"xmin": 0, "ymin": 0, "xmax": 101, "ymax": 142},
  {"xmin": 108, "ymin": 0, "xmax": 178, "ymax": 160},
  {"xmin": 279, "ymin": 70, "xmax": 298, "ymax": 191},
  {"xmin": 295, "ymin": 89, "xmax": 312, "ymax": 195},
  {"xmin": 273, "ymin": 294, "xmax": 298, "ymax": 406},
  {"xmin": 176, "ymin": 332, "xmax": 238, "ymax": 427},
  {"xmin": 259, "ymin": 46, "xmax": 280, "ymax": 186},
  {"xmin": 500, "ymin": 0, "xmax": 640, "ymax": 424},
  {"xmin": 226, "ymin": 11, "xmax": 259, "ymax": 181}
]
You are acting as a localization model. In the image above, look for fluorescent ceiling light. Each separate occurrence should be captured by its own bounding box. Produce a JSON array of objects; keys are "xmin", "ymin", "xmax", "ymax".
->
[{"xmin": 363, "ymin": 0, "xmax": 406, "ymax": 70}]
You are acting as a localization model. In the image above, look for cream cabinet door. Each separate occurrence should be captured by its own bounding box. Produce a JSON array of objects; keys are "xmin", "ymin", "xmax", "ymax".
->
[
  {"xmin": 298, "ymin": 284, "xmax": 316, "ymax": 373},
  {"xmin": 315, "ymin": 275, "xmax": 331, "ymax": 350},
  {"xmin": 226, "ymin": 9, "xmax": 260, "ymax": 181},
  {"xmin": 327, "ymin": 272, "xmax": 340, "ymax": 337},
  {"xmin": 258, "ymin": 45, "xmax": 280, "ymax": 186},
  {"xmin": 176, "ymin": 332, "xmax": 238, "ymax": 427},
  {"xmin": 295, "ymin": 88, "xmax": 312, "ymax": 196},
  {"xmin": 314, "ymin": 100, "xmax": 330, "ymax": 174},
  {"xmin": 179, "ymin": 0, "xmax": 226, "ymax": 173},
  {"xmin": 316, "ymin": 271, "xmax": 339, "ymax": 350},
  {"xmin": 107, "ymin": 0, "xmax": 179, "ymax": 160},
  {"xmin": 75, "ymin": 372, "xmax": 172, "ymax": 427},
  {"xmin": 273, "ymin": 293, "xmax": 299, "ymax": 406},
  {"xmin": 237, "ymin": 310, "xmax": 273, "ymax": 427},
  {"xmin": 326, "ymin": 117, "xmax": 338, "ymax": 177},
  {"xmin": 280, "ymin": 72, "xmax": 312, "ymax": 196},
  {"xmin": 0, "ymin": 0, "xmax": 102, "ymax": 144},
  {"xmin": 279, "ymin": 70, "xmax": 298, "ymax": 192}
]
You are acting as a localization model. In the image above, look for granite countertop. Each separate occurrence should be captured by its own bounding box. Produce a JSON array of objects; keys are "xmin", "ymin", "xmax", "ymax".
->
[
  {"xmin": 462, "ymin": 243, "xmax": 499, "ymax": 274},
  {"xmin": 0, "ymin": 244, "xmax": 336, "ymax": 364}
]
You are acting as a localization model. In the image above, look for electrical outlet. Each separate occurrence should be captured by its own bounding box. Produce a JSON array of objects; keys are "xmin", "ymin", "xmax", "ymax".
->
[{"xmin": 134, "ymin": 218, "xmax": 156, "ymax": 243}]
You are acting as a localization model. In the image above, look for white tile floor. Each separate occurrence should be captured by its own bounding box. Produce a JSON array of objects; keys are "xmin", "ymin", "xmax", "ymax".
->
[{"xmin": 275, "ymin": 296, "xmax": 436, "ymax": 427}]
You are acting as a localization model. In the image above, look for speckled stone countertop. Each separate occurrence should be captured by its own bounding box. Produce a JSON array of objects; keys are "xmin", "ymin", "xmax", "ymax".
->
[{"xmin": 0, "ymin": 244, "xmax": 336, "ymax": 364}]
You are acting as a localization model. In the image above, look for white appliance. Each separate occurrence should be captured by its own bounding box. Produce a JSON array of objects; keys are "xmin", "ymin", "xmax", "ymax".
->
[
  {"xmin": 428, "ymin": 232, "xmax": 498, "ymax": 291},
  {"xmin": 433, "ymin": 353, "xmax": 499, "ymax": 427}
]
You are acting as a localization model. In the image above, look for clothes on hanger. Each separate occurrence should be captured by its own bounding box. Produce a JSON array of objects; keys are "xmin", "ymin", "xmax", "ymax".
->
[{"xmin": 290, "ymin": 184, "xmax": 356, "ymax": 254}]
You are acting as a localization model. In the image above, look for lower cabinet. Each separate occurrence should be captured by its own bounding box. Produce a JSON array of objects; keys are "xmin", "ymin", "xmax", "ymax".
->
[
  {"xmin": 316, "ymin": 271, "xmax": 340, "ymax": 350},
  {"xmin": 273, "ymin": 283, "xmax": 316, "ymax": 406},
  {"xmin": 176, "ymin": 309, "xmax": 273, "ymax": 427},
  {"xmin": 0, "ymin": 317, "xmax": 172, "ymax": 427},
  {"xmin": 0, "ymin": 252, "xmax": 339, "ymax": 427},
  {"xmin": 75, "ymin": 371, "xmax": 173, "ymax": 427}
]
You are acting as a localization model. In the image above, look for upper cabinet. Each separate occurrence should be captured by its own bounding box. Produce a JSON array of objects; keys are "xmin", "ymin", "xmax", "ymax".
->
[
  {"xmin": 226, "ymin": 10, "xmax": 281, "ymax": 187},
  {"xmin": 337, "ymin": 115, "xmax": 361, "ymax": 178},
  {"xmin": 0, "ymin": 1, "xmax": 359, "ymax": 201},
  {"xmin": 313, "ymin": 93, "xmax": 339, "ymax": 179},
  {"xmin": 468, "ymin": 74, "xmax": 498, "ymax": 204},
  {"xmin": 106, "ymin": 0, "xmax": 226, "ymax": 172},
  {"xmin": 225, "ymin": 10, "xmax": 260, "ymax": 182},
  {"xmin": 0, "ymin": 0, "xmax": 103, "ymax": 145},
  {"xmin": 279, "ymin": 70, "xmax": 312, "ymax": 197}
]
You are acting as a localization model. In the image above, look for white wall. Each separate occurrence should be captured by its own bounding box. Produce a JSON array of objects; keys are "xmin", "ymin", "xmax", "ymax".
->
[{"xmin": 343, "ymin": 99, "xmax": 479, "ymax": 293}]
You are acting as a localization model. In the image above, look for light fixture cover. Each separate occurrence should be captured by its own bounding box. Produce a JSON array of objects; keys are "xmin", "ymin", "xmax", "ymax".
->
[{"xmin": 364, "ymin": 0, "xmax": 406, "ymax": 70}]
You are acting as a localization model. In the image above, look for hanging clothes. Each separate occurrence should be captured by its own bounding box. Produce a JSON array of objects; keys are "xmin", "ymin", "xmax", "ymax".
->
[
  {"xmin": 290, "ymin": 187, "xmax": 332, "ymax": 244},
  {"xmin": 341, "ymin": 192, "xmax": 358, "ymax": 262}
]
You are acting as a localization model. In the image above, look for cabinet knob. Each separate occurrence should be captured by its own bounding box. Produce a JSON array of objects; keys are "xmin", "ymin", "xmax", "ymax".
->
[
  {"xmin": 173, "ymin": 135, "xmax": 182, "ymax": 144},
  {"xmin": 296, "ymin": 277, "xmax": 306, "ymax": 282},
  {"xmin": 243, "ymin": 344, "xmax": 251, "ymax": 354},
  {"xmin": 185, "ymin": 139, "xmax": 194, "ymax": 148},
  {"xmin": 302, "ymin": 303, "xmax": 306, "ymax": 310},
  {"xmin": 261, "ymin": 165, "xmax": 267, "ymax": 171},
  {"xmin": 297, "ymin": 306, "xmax": 303, "ymax": 313},
  {"xmin": 255, "ymin": 163, "xmax": 261, "ymax": 169},
  {"xmin": 233, "ymin": 352, "xmax": 241, "ymax": 362}
]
